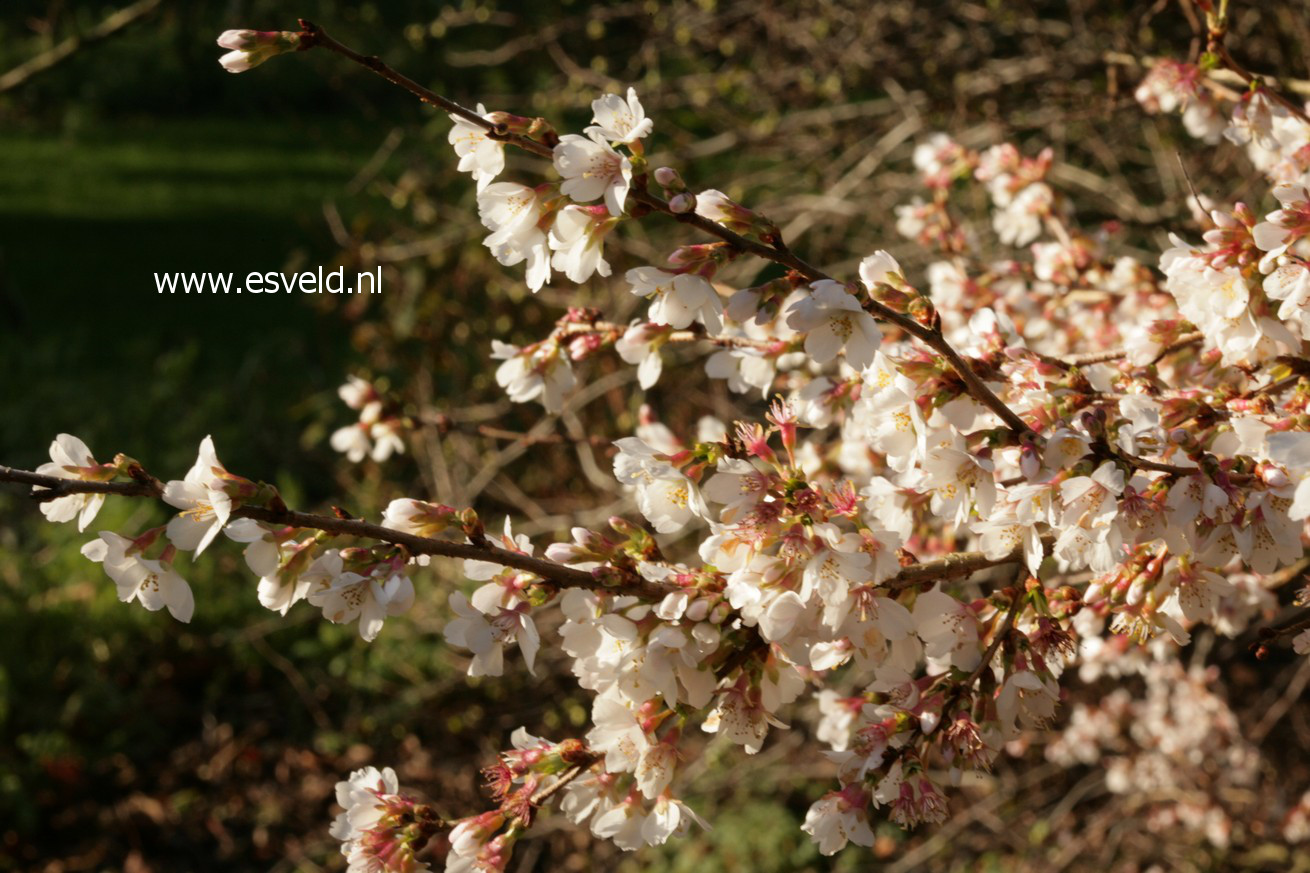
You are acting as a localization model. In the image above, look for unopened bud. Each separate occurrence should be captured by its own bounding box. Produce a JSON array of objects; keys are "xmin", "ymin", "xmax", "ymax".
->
[
  {"xmin": 653, "ymin": 167, "xmax": 684, "ymax": 190},
  {"xmin": 216, "ymin": 30, "xmax": 302, "ymax": 73},
  {"xmin": 669, "ymin": 193, "xmax": 697, "ymax": 214},
  {"xmin": 1125, "ymin": 576, "xmax": 1147, "ymax": 607},
  {"xmin": 609, "ymin": 516, "xmax": 638, "ymax": 536},
  {"xmin": 684, "ymin": 597, "xmax": 711, "ymax": 623}
]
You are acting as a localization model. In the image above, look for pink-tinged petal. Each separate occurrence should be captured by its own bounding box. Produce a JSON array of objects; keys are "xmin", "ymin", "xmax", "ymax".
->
[
  {"xmin": 223, "ymin": 518, "xmax": 265, "ymax": 544},
  {"xmin": 210, "ymin": 492, "xmax": 232, "ymax": 528},
  {"xmin": 81, "ymin": 537, "xmax": 110, "ymax": 563},
  {"xmin": 197, "ymin": 435, "xmax": 224, "ymax": 480},
  {"xmin": 358, "ymin": 597, "xmax": 386, "ymax": 642},
  {"xmin": 166, "ymin": 575, "xmax": 195, "ymax": 623},
  {"xmin": 843, "ymin": 322, "xmax": 879, "ymax": 370},
  {"xmin": 1024, "ymin": 529, "xmax": 1045, "ymax": 576},
  {"xmin": 1252, "ymin": 221, "xmax": 1291, "ymax": 252},
  {"xmin": 385, "ymin": 575, "xmax": 415, "ymax": 615},
  {"xmin": 637, "ymin": 351, "xmax": 662, "ymax": 389},
  {"xmin": 77, "ymin": 493, "xmax": 105, "ymax": 532},
  {"xmin": 244, "ymin": 539, "xmax": 281, "ymax": 578}
]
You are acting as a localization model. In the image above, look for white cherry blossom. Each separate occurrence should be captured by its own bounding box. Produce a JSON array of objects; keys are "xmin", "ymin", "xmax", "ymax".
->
[
  {"xmin": 626, "ymin": 266, "xmax": 724, "ymax": 334},
  {"xmin": 448, "ymin": 103, "xmax": 506, "ymax": 191},
  {"xmin": 478, "ymin": 182, "xmax": 552, "ymax": 291},
  {"xmin": 586, "ymin": 87, "xmax": 652, "ymax": 144},
  {"xmin": 785, "ymin": 280, "xmax": 881, "ymax": 369},
  {"xmin": 33, "ymin": 433, "xmax": 109, "ymax": 531},
  {"xmin": 553, "ymin": 133, "xmax": 632, "ymax": 215},
  {"xmin": 162, "ymin": 435, "xmax": 238, "ymax": 556},
  {"xmin": 82, "ymin": 532, "xmax": 195, "ymax": 622}
]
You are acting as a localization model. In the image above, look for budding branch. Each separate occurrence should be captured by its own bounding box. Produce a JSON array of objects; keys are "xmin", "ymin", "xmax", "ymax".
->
[
  {"xmin": 0, "ymin": 465, "xmax": 1040, "ymax": 599},
  {"xmin": 0, "ymin": 464, "xmax": 674, "ymax": 599},
  {"xmin": 295, "ymin": 19, "xmax": 1034, "ymax": 437}
]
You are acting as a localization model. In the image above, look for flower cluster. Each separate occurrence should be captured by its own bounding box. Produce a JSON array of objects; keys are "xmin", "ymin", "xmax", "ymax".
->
[
  {"xmin": 331, "ymin": 766, "xmax": 443, "ymax": 872},
  {"xmin": 9, "ymin": 19, "xmax": 1308, "ymax": 871},
  {"xmin": 331, "ymin": 375, "xmax": 408, "ymax": 463}
]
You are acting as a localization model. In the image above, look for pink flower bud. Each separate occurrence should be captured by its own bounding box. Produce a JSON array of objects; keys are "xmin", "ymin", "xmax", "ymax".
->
[
  {"xmin": 216, "ymin": 29, "xmax": 302, "ymax": 73},
  {"xmin": 669, "ymin": 193, "xmax": 697, "ymax": 214},
  {"xmin": 653, "ymin": 167, "xmax": 684, "ymax": 190}
]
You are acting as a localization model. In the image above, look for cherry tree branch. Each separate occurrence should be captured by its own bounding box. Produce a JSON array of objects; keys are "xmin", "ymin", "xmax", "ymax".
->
[
  {"xmin": 557, "ymin": 320, "xmax": 779, "ymax": 351},
  {"xmin": 3, "ymin": 462, "xmax": 1051, "ymax": 608},
  {"xmin": 0, "ymin": 465, "xmax": 676, "ymax": 600},
  {"xmin": 884, "ymin": 537, "xmax": 1053, "ymax": 592},
  {"xmin": 296, "ymin": 20, "xmax": 1033, "ymax": 437},
  {"xmin": 529, "ymin": 756, "xmax": 600, "ymax": 806},
  {"xmin": 1037, "ymin": 330, "xmax": 1205, "ymax": 370},
  {"xmin": 1206, "ymin": 39, "xmax": 1310, "ymax": 127},
  {"xmin": 961, "ymin": 579, "xmax": 1027, "ymax": 691}
]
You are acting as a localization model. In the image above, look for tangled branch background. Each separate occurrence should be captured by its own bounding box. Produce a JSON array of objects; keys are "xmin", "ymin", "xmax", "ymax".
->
[{"xmin": 5, "ymin": 1, "xmax": 1310, "ymax": 871}]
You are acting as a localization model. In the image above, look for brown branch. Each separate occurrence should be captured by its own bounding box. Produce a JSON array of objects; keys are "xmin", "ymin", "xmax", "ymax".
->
[
  {"xmin": 1207, "ymin": 40, "xmax": 1310, "ymax": 128},
  {"xmin": 556, "ymin": 320, "xmax": 778, "ymax": 351},
  {"xmin": 1037, "ymin": 331, "xmax": 1204, "ymax": 371},
  {"xmin": 883, "ymin": 537, "xmax": 1052, "ymax": 592},
  {"xmin": 1258, "ymin": 608, "xmax": 1310, "ymax": 643},
  {"xmin": 961, "ymin": 578, "xmax": 1027, "ymax": 691},
  {"xmin": 1251, "ymin": 373, "xmax": 1301, "ymax": 398},
  {"xmin": 296, "ymin": 21, "xmax": 1033, "ymax": 437},
  {"xmin": 529, "ymin": 755, "xmax": 600, "ymax": 807},
  {"xmin": 0, "ymin": 464, "xmax": 163, "ymax": 502},
  {"xmin": 0, "ymin": 465, "xmax": 676, "ymax": 600},
  {"xmin": 1102, "ymin": 50, "xmax": 1310, "ymax": 98}
]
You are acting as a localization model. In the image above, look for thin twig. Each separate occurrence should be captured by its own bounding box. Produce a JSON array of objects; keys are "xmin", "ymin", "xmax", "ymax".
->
[
  {"xmin": 1208, "ymin": 40, "xmax": 1310, "ymax": 128},
  {"xmin": 0, "ymin": 465, "xmax": 675, "ymax": 600},
  {"xmin": 883, "ymin": 539, "xmax": 1051, "ymax": 592},
  {"xmin": 1038, "ymin": 331, "xmax": 1204, "ymax": 370},
  {"xmin": 961, "ymin": 579, "xmax": 1027, "ymax": 691},
  {"xmin": 556, "ymin": 320, "xmax": 778, "ymax": 351},
  {"xmin": 529, "ymin": 756, "xmax": 600, "ymax": 807}
]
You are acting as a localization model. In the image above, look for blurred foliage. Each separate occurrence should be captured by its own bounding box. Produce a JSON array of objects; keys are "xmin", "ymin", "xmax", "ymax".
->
[{"xmin": 4, "ymin": 0, "xmax": 1310, "ymax": 871}]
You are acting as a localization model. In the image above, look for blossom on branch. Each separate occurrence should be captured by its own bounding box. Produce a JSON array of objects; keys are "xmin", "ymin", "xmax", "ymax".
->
[
  {"xmin": 478, "ymin": 182, "xmax": 554, "ymax": 292},
  {"xmin": 33, "ymin": 433, "xmax": 112, "ymax": 531},
  {"xmin": 626, "ymin": 266, "xmax": 724, "ymax": 334},
  {"xmin": 305, "ymin": 549, "xmax": 416, "ymax": 641},
  {"xmin": 162, "ymin": 435, "xmax": 254, "ymax": 556},
  {"xmin": 553, "ymin": 134, "xmax": 632, "ymax": 215},
  {"xmin": 785, "ymin": 280, "xmax": 881, "ymax": 370},
  {"xmin": 449, "ymin": 103, "xmax": 507, "ymax": 192},
  {"xmin": 586, "ymin": 87, "xmax": 653, "ymax": 145},
  {"xmin": 82, "ymin": 531, "xmax": 195, "ymax": 623}
]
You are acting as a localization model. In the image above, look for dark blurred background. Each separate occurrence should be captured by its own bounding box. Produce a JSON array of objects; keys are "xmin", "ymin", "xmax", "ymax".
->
[{"xmin": 3, "ymin": 1, "xmax": 1310, "ymax": 871}]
